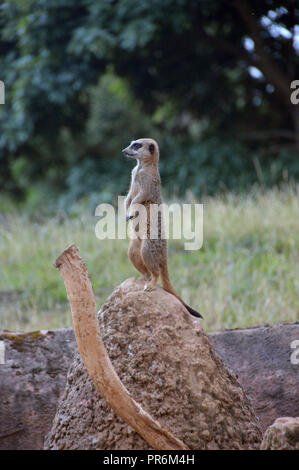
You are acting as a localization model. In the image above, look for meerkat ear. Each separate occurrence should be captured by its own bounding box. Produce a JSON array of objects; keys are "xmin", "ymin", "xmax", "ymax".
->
[{"xmin": 149, "ymin": 143, "xmax": 155, "ymax": 155}]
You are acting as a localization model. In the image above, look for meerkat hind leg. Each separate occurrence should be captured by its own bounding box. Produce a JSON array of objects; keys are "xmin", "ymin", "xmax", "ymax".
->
[
  {"xmin": 128, "ymin": 238, "xmax": 151, "ymax": 281},
  {"xmin": 144, "ymin": 272, "xmax": 159, "ymax": 292},
  {"xmin": 141, "ymin": 240, "xmax": 160, "ymax": 290}
]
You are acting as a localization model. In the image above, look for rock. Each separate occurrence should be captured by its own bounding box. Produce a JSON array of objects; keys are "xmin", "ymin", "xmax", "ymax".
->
[
  {"xmin": 0, "ymin": 328, "xmax": 75, "ymax": 450},
  {"xmin": 209, "ymin": 323, "xmax": 299, "ymax": 432},
  {"xmin": 260, "ymin": 417, "xmax": 299, "ymax": 449},
  {"xmin": 44, "ymin": 278, "xmax": 262, "ymax": 450}
]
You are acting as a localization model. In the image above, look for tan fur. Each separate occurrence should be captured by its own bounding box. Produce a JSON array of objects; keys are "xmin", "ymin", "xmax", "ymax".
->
[{"xmin": 122, "ymin": 138, "xmax": 202, "ymax": 319}]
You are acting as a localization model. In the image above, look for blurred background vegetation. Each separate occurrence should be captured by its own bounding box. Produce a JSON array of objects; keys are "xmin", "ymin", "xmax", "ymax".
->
[
  {"xmin": 0, "ymin": 1, "xmax": 298, "ymax": 330},
  {"xmin": 1, "ymin": 0, "xmax": 298, "ymax": 209}
]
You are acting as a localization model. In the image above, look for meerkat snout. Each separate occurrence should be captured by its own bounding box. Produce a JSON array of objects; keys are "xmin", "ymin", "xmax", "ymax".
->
[{"xmin": 122, "ymin": 140, "xmax": 143, "ymax": 158}]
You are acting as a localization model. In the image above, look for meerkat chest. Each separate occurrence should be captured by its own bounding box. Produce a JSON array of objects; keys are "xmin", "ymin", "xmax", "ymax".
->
[
  {"xmin": 135, "ymin": 169, "xmax": 158, "ymax": 192},
  {"xmin": 133, "ymin": 167, "xmax": 144, "ymax": 184},
  {"xmin": 131, "ymin": 166, "xmax": 141, "ymax": 187}
]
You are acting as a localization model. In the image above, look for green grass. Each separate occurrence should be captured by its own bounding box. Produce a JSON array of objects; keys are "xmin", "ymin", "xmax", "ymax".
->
[{"xmin": 0, "ymin": 186, "xmax": 298, "ymax": 331}]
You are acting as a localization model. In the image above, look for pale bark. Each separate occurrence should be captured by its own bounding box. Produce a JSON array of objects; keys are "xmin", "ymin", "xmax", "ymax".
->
[{"xmin": 54, "ymin": 244, "xmax": 188, "ymax": 450}]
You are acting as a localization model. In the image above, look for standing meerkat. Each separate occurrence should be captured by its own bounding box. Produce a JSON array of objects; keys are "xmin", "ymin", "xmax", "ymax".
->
[{"xmin": 122, "ymin": 138, "xmax": 202, "ymax": 319}]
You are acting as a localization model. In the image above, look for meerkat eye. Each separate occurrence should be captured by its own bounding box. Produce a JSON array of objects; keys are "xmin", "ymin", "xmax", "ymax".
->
[
  {"xmin": 149, "ymin": 143, "xmax": 155, "ymax": 155},
  {"xmin": 132, "ymin": 142, "xmax": 142, "ymax": 150}
]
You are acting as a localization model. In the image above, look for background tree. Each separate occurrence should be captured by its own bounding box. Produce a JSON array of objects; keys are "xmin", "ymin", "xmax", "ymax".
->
[{"xmin": 0, "ymin": 0, "xmax": 298, "ymax": 204}]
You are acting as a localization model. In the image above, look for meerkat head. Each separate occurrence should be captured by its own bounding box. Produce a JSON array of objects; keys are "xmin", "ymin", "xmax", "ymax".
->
[{"xmin": 122, "ymin": 138, "xmax": 159, "ymax": 164}]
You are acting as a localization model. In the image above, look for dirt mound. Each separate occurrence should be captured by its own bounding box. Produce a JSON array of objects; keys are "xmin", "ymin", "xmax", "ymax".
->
[{"xmin": 44, "ymin": 278, "xmax": 262, "ymax": 450}]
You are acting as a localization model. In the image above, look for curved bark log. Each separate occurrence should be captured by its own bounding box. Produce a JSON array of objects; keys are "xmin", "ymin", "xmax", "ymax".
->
[{"xmin": 54, "ymin": 244, "xmax": 189, "ymax": 450}]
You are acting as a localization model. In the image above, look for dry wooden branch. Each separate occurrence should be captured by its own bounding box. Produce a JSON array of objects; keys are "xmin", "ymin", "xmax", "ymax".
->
[{"xmin": 54, "ymin": 244, "xmax": 189, "ymax": 450}]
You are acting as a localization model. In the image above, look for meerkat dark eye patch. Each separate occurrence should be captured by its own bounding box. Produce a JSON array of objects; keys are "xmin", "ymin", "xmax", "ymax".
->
[
  {"xmin": 131, "ymin": 142, "xmax": 142, "ymax": 150},
  {"xmin": 149, "ymin": 143, "xmax": 155, "ymax": 155}
]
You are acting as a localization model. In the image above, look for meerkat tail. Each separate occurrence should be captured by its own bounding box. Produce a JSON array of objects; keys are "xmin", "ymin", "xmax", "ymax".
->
[
  {"xmin": 183, "ymin": 304, "xmax": 203, "ymax": 319},
  {"xmin": 160, "ymin": 265, "xmax": 203, "ymax": 319}
]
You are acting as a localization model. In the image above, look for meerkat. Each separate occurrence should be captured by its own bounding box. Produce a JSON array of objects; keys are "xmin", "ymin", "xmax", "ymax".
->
[{"xmin": 122, "ymin": 138, "xmax": 202, "ymax": 319}]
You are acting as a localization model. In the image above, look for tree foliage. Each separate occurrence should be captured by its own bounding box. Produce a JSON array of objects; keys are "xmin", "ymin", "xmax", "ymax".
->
[{"xmin": 0, "ymin": 0, "xmax": 298, "ymax": 202}]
